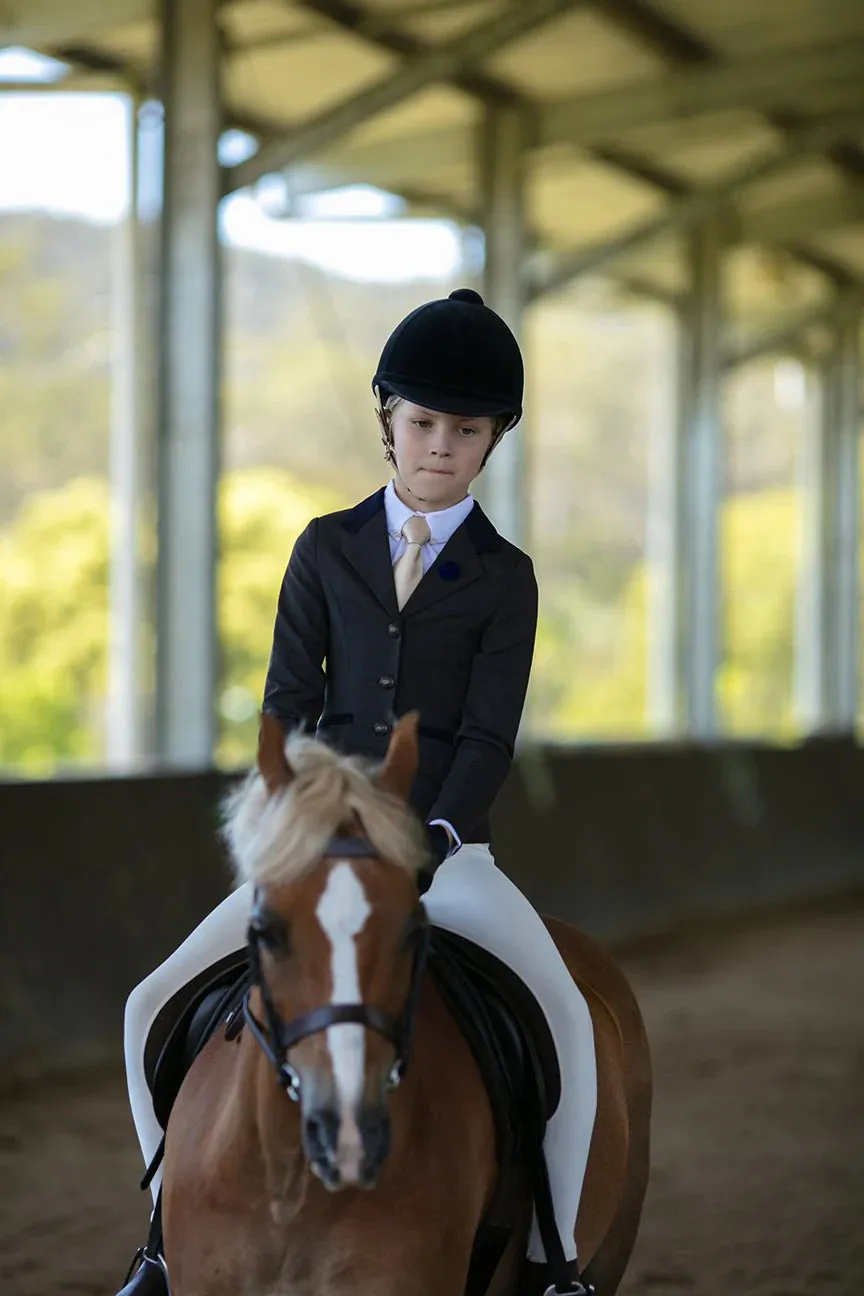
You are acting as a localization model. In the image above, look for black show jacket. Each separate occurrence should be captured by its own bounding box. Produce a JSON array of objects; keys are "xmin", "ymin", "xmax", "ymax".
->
[{"xmin": 262, "ymin": 488, "xmax": 538, "ymax": 845}]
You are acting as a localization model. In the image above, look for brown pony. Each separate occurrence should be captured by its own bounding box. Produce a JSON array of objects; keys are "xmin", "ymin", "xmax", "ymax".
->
[{"xmin": 161, "ymin": 714, "xmax": 651, "ymax": 1296}]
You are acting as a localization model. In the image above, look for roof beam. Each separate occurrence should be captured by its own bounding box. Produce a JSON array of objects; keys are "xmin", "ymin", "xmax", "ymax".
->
[
  {"xmin": 527, "ymin": 111, "xmax": 864, "ymax": 299},
  {"xmin": 0, "ymin": 0, "xmax": 147, "ymax": 45},
  {"xmin": 587, "ymin": 143, "xmax": 690, "ymax": 195},
  {"xmin": 51, "ymin": 41, "xmax": 147, "ymax": 93},
  {"xmin": 48, "ymin": 41, "xmax": 294, "ymax": 147},
  {"xmin": 723, "ymin": 292, "xmax": 863, "ymax": 370},
  {"xmin": 294, "ymin": 0, "xmax": 519, "ymax": 105},
  {"xmin": 290, "ymin": 125, "xmax": 475, "ymax": 194},
  {"xmin": 541, "ymin": 36, "xmax": 864, "ymax": 148},
  {"xmin": 360, "ymin": 0, "xmax": 488, "ymax": 19},
  {"xmin": 224, "ymin": 0, "xmax": 585, "ymax": 193},
  {"xmin": 740, "ymin": 189, "xmax": 864, "ymax": 247},
  {"xmin": 590, "ymin": 0, "xmax": 711, "ymax": 65},
  {"xmin": 225, "ymin": 24, "xmax": 324, "ymax": 56},
  {"xmin": 781, "ymin": 244, "xmax": 860, "ymax": 290},
  {"xmin": 588, "ymin": 1, "xmax": 864, "ymax": 174},
  {"xmin": 0, "ymin": 73, "xmax": 124, "ymax": 92},
  {"xmin": 290, "ymin": 0, "xmax": 706, "ymax": 210},
  {"xmin": 587, "ymin": 0, "xmax": 864, "ymax": 249},
  {"xmin": 275, "ymin": 37, "xmax": 864, "ymax": 194}
]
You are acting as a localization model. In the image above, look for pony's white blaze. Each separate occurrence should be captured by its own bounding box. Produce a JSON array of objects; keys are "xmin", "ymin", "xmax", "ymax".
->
[{"xmin": 315, "ymin": 862, "xmax": 372, "ymax": 1180}]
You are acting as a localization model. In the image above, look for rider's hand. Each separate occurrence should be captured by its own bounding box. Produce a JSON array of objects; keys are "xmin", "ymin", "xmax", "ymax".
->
[
  {"xmin": 425, "ymin": 822, "xmax": 452, "ymax": 866},
  {"xmin": 417, "ymin": 823, "xmax": 452, "ymax": 894}
]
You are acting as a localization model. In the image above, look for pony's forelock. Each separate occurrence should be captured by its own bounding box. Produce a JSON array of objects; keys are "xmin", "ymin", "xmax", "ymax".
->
[{"xmin": 222, "ymin": 731, "xmax": 426, "ymax": 887}]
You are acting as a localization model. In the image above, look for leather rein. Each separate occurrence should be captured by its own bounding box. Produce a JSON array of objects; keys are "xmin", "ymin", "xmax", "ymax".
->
[{"xmin": 242, "ymin": 835, "xmax": 431, "ymax": 1100}]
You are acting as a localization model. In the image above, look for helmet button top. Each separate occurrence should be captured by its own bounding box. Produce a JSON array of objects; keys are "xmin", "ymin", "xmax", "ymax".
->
[{"xmin": 448, "ymin": 287, "xmax": 484, "ymax": 306}]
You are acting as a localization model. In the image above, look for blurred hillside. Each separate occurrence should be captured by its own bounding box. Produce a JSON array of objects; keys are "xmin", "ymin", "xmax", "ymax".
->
[
  {"xmin": 0, "ymin": 212, "xmax": 799, "ymax": 529},
  {"xmin": 0, "ymin": 212, "xmax": 443, "ymax": 521}
]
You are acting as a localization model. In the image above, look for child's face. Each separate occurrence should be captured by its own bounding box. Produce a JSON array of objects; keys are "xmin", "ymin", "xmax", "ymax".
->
[{"xmin": 389, "ymin": 401, "xmax": 496, "ymax": 511}]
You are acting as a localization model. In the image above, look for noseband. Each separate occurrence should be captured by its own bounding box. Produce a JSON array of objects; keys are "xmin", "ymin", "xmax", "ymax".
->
[{"xmin": 242, "ymin": 836, "xmax": 430, "ymax": 1100}]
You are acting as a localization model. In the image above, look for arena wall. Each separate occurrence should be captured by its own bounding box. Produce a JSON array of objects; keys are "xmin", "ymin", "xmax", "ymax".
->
[{"xmin": 2, "ymin": 737, "xmax": 862, "ymax": 1079}]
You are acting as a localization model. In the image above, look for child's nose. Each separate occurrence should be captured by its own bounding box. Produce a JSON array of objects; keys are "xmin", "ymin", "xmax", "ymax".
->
[{"xmin": 429, "ymin": 428, "xmax": 452, "ymax": 455}]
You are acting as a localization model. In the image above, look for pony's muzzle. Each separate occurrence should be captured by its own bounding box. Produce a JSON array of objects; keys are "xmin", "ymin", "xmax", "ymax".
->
[{"xmin": 303, "ymin": 1101, "xmax": 391, "ymax": 1191}]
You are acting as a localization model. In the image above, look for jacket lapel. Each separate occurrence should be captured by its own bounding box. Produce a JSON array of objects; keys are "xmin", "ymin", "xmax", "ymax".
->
[
  {"xmin": 340, "ymin": 489, "xmax": 399, "ymax": 616},
  {"xmin": 403, "ymin": 501, "xmax": 501, "ymax": 617}
]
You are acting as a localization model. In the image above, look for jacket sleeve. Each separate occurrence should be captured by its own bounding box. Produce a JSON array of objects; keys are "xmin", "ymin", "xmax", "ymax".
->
[
  {"xmin": 262, "ymin": 518, "xmax": 328, "ymax": 732},
  {"xmin": 426, "ymin": 554, "xmax": 538, "ymax": 842}
]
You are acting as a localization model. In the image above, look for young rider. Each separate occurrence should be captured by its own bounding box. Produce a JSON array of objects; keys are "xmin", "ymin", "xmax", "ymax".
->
[{"xmin": 119, "ymin": 288, "xmax": 597, "ymax": 1296}]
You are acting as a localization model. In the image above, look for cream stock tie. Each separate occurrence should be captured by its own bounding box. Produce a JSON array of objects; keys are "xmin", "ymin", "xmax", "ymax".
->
[{"xmin": 393, "ymin": 513, "xmax": 432, "ymax": 610}]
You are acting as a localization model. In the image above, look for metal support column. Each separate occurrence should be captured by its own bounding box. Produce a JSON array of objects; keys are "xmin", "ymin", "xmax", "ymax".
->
[
  {"xmin": 794, "ymin": 311, "xmax": 861, "ymax": 733},
  {"xmin": 680, "ymin": 219, "xmax": 725, "ymax": 737},
  {"xmin": 155, "ymin": 0, "xmax": 222, "ymax": 766},
  {"xmin": 832, "ymin": 312, "xmax": 861, "ymax": 730},
  {"xmin": 107, "ymin": 93, "xmax": 142, "ymax": 769},
  {"xmin": 644, "ymin": 311, "xmax": 684, "ymax": 735},
  {"xmin": 793, "ymin": 363, "xmax": 830, "ymax": 730},
  {"xmin": 477, "ymin": 105, "xmax": 528, "ymax": 549}
]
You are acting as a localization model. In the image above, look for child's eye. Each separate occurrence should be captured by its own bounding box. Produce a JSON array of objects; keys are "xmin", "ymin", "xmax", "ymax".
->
[
  {"xmin": 459, "ymin": 426, "xmax": 478, "ymax": 436},
  {"xmin": 412, "ymin": 419, "xmax": 432, "ymax": 429}
]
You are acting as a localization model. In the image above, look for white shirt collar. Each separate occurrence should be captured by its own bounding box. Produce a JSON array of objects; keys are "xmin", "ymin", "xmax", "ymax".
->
[{"xmin": 384, "ymin": 479, "xmax": 475, "ymax": 548}]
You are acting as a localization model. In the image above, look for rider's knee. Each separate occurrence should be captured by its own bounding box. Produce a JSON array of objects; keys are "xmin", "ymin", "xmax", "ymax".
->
[{"xmin": 124, "ymin": 968, "xmax": 165, "ymax": 1039}]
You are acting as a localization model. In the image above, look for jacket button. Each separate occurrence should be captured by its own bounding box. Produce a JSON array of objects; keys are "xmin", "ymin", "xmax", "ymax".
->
[
  {"xmin": 378, "ymin": 676, "xmax": 395, "ymax": 690},
  {"xmin": 387, "ymin": 623, "xmax": 401, "ymax": 638},
  {"xmin": 373, "ymin": 721, "xmax": 390, "ymax": 737}
]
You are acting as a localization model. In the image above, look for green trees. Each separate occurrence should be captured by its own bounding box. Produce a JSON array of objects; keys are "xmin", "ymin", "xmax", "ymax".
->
[
  {"xmin": 0, "ymin": 478, "xmax": 109, "ymax": 772},
  {"xmin": 217, "ymin": 467, "xmax": 340, "ymax": 765},
  {"xmin": 0, "ymin": 469, "xmax": 340, "ymax": 773}
]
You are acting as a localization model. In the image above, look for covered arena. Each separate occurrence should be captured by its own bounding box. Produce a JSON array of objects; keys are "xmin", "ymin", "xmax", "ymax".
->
[{"xmin": 1, "ymin": 0, "xmax": 863, "ymax": 1292}]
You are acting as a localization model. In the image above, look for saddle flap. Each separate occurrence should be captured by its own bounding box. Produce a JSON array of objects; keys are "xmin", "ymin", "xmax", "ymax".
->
[
  {"xmin": 427, "ymin": 928, "xmax": 561, "ymax": 1163},
  {"xmin": 145, "ymin": 949, "xmax": 250, "ymax": 1131}
]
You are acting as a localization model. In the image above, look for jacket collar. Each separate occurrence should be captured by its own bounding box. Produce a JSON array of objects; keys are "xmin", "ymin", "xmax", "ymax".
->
[
  {"xmin": 339, "ymin": 489, "xmax": 397, "ymax": 615},
  {"xmin": 339, "ymin": 487, "xmax": 503, "ymax": 616}
]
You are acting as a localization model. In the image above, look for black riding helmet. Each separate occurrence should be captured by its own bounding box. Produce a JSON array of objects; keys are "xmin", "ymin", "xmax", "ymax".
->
[{"xmin": 372, "ymin": 287, "xmax": 523, "ymax": 428}]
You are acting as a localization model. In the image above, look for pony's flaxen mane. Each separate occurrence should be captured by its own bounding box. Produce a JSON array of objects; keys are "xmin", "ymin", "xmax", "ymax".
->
[{"xmin": 223, "ymin": 732, "xmax": 427, "ymax": 887}]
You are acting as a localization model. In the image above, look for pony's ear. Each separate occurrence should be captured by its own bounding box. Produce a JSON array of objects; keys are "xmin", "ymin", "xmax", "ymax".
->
[
  {"xmin": 257, "ymin": 712, "xmax": 294, "ymax": 794},
  {"xmin": 376, "ymin": 712, "xmax": 419, "ymax": 803}
]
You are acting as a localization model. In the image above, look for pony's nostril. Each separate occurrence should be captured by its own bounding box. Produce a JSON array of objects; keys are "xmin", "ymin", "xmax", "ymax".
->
[
  {"xmin": 358, "ymin": 1106, "xmax": 391, "ymax": 1168},
  {"xmin": 303, "ymin": 1107, "xmax": 339, "ymax": 1160}
]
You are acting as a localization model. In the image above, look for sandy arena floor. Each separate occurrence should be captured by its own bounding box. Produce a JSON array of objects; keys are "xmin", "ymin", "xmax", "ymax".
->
[{"xmin": 1, "ymin": 899, "xmax": 862, "ymax": 1296}]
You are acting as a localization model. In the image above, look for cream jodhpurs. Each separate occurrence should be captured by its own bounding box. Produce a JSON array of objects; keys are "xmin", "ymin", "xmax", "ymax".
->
[{"xmin": 124, "ymin": 844, "xmax": 597, "ymax": 1261}]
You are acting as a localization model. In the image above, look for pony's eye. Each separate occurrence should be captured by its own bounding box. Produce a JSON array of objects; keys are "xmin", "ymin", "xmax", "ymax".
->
[{"xmin": 251, "ymin": 908, "xmax": 289, "ymax": 954}]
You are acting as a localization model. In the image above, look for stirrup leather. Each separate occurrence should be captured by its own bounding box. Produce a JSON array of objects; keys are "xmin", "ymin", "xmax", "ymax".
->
[{"xmin": 118, "ymin": 1247, "xmax": 169, "ymax": 1296}]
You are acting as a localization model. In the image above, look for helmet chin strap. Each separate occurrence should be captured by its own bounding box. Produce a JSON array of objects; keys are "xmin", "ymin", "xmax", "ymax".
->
[
  {"xmin": 376, "ymin": 403, "xmax": 423, "ymax": 502},
  {"xmin": 393, "ymin": 464, "xmax": 433, "ymax": 506}
]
